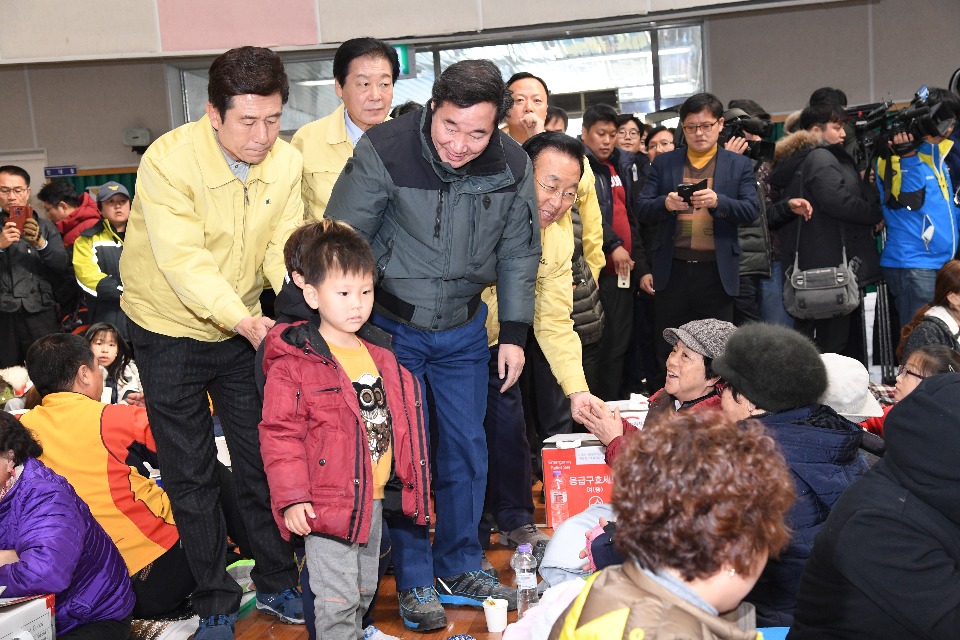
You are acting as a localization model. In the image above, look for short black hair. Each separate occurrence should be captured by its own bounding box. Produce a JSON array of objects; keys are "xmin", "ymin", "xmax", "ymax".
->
[
  {"xmin": 506, "ymin": 72, "xmax": 549, "ymax": 97},
  {"xmin": 333, "ymin": 38, "xmax": 401, "ymax": 86},
  {"xmin": 546, "ymin": 106, "xmax": 568, "ymax": 130},
  {"xmin": 0, "ymin": 413, "xmax": 42, "ymax": 465},
  {"xmin": 284, "ymin": 220, "xmax": 376, "ymax": 288},
  {"xmin": 679, "ymin": 93, "xmax": 724, "ymax": 120},
  {"xmin": 799, "ymin": 103, "xmax": 845, "ymax": 131},
  {"xmin": 617, "ymin": 114, "xmax": 645, "ymax": 135},
  {"xmin": 727, "ymin": 99, "xmax": 770, "ymax": 121},
  {"xmin": 390, "ymin": 101, "xmax": 423, "ymax": 118},
  {"xmin": 431, "ymin": 60, "xmax": 512, "ymax": 123},
  {"xmin": 0, "ymin": 165, "xmax": 30, "ymax": 186},
  {"xmin": 522, "ymin": 132, "xmax": 585, "ymax": 178},
  {"xmin": 928, "ymin": 86, "xmax": 960, "ymax": 121},
  {"xmin": 37, "ymin": 179, "xmax": 81, "ymax": 208},
  {"xmin": 208, "ymin": 46, "xmax": 289, "ymax": 120},
  {"xmin": 26, "ymin": 333, "xmax": 96, "ymax": 397},
  {"xmin": 809, "ymin": 87, "xmax": 848, "ymax": 108},
  {"xmin": 582, "ymin": 104, "xmax": 619, "ymax": 131}
]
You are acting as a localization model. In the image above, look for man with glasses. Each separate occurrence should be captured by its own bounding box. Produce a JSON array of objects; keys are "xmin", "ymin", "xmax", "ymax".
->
[
  {"xmin": 0, "ymin": 165, "xmax": 69, "ymax": 367},
  {"xmin": 637, "ymin": 93, "xmax": 758, "ymax": 388},
  {"xmin": 580, "ymin": 104, "xmax": 648, "ymax": 401}
]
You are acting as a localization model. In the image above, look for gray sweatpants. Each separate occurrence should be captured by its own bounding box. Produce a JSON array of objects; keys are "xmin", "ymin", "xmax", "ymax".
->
[{"xmin": 305, "ymin": 500, "xmax": 383, "ymax": 640}]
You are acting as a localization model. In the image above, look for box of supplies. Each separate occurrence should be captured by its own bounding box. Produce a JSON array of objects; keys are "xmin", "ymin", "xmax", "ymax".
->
[
  {"xmin": 541, "ymin": 398, "xmax": 648, "ymax": 529},
  {"xmin": 0, "ymin": 594, "xmax": 55, "ymax": 640}
]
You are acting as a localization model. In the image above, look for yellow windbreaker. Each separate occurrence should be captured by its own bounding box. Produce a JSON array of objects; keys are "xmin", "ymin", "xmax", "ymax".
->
[
  {"xmin": 291, "ymin": 104, "xmax": 390, "ymax": 222},
  {"xmin": 484, "ymin": 211, "xmax": 588, "ymax": 396},
  {"xmin": 120, "ymin": 114, "xmax": 304, "ymax": 341}
]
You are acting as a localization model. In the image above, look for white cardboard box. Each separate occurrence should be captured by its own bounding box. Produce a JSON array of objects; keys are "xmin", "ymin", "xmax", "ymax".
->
[{"xmin": 0, "ymin": 594, "xmax": 55, "ymax": 640}]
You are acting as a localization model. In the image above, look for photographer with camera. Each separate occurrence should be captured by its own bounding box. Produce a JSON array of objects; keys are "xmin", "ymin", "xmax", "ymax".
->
[
  {"xmin": 768, "ymin": 103, "xmax": 882, "ymax": 360},
  {"xmin": 875, "ymin": 86, "xmax": 960, "ymax": 329},
  {"xmin": 720, "ymin": 100, "xmax": 780, "ymax": 326}
]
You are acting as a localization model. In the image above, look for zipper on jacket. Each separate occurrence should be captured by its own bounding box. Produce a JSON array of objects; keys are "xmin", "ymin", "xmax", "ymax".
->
[
  {"xmin": 348, "ymin": 417, "xmax": 365, "ymax": 541},
  {"xmin": 312, "ymin": 387, "xmax": 341, "ymax": 393},
  {"xmin": 434, "ymin": 190, "xmax": 443, "ymax": 238},
  {"xmin": 295, "ymin": 389, "xmax": 301, "ymax": 414},
  {"xmin": 243, "ymin": 185, "xmax": 249, "ymax": 206}
]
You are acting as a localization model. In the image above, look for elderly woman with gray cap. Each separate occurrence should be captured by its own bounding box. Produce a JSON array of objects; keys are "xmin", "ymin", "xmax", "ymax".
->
[
  {"xmin": 580, "ymin": 318, "xmax": 736, "ymax": 467},
  {"xmin": 713, "ymin": 323, "xmax": 868, "ymax": 628}
]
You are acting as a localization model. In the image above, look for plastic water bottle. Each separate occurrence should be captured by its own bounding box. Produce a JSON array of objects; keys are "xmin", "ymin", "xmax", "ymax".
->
[
  {"xmin": 549, "ymin": 469, "xmax": 569, "ymax": 526},
  {"xmin": 511, "ymin": 543, "xmax": 539, "ymax": 619}
]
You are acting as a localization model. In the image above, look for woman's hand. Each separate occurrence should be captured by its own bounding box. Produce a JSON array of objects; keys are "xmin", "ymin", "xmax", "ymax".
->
[
  {"xmin": 0, "ymin": 549, "xmax": 19, "ymax": 567},
  {"xmin": 578, "ymin": 518, "xmax": 610, "ymax": 571},
  {"xmin": 579, "ymin": 401, "xmax": 624, "ymax": 446}
]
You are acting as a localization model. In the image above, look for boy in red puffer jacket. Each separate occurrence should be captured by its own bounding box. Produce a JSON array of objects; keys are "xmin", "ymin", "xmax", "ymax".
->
[{"xmin": 259, "ymin": 220, "xmax": 431, "ymax": 640}]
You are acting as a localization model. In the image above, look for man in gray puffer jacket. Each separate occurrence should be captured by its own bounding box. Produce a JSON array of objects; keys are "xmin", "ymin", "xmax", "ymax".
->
[{"xmin": 326, "ymin": 59, "xmax": 540, "ymax": 631}]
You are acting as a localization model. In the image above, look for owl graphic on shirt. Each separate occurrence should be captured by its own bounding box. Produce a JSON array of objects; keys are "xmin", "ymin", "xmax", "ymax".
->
[{"xmin": 353, "ymin": 373, "xmax": 392, "ymax": 463}]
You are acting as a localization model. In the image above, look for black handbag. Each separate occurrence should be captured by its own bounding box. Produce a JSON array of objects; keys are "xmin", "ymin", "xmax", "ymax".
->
[{"xmin": 783, "ymin": 219, "xmax": 860, "ymax": 320}]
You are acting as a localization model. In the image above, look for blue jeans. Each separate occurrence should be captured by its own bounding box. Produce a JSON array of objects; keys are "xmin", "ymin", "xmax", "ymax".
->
[
  {"xmin": 883, "ymin": 267, "xmax": 937, "ymax": 327},
  {"xmin": 759, "ymin": 261, "xmax": 794, "ymax": 328},
  {"xmin": 371, "ymin": 307, "xmax": 491, "ymax": 589}
]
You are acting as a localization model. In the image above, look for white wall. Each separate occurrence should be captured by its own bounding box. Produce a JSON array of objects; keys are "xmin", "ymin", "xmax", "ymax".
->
[
  {"xmin": 1, "ymin": 0, "xmax": 957, "ymax": 172},
  {"xmin": 705, "ymin": 0, "xmax": 960, "ymax": 114}
]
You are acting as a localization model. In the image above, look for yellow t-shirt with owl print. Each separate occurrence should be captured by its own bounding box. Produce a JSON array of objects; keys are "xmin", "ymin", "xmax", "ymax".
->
[{"xmin": 329, "ymin": 341, "xmax": 393, "ymax": 500}]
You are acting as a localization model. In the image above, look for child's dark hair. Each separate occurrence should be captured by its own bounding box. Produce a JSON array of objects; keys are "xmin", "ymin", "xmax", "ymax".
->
[
  {"xmin": 283, "ymin": 220, "xmax": 376, "ymax": 286},
  {"xmin": 84, "ymin": 323, "xmax": 134, "ymax": 386}
]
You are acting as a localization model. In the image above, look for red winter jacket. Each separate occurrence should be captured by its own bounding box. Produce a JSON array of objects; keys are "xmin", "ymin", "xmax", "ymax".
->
[
  {"xmin": 56, "ymin": 192, "xmax": 101, "ymax": 248},
  {"xmin": 259, "ymin": 319, "xmax": 431, "ymax": 543}
]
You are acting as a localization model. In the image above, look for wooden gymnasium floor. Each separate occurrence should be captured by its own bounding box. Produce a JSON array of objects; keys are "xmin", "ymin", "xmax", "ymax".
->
[{"xmin": 234, "ymin": 482, "xmax": 549, "ymax": 640}]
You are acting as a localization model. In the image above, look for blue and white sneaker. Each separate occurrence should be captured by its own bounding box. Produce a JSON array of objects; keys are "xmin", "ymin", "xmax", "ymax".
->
[
  {"xmin": 255, "ymin": 587, "xmax": 305, "ymax": 624},
  {"xmin": 195, "ymin": 612, "xmax": 237, "ymax": 640},
  {"xmin": 436, "ymin": 570, "xmax": 517, "ymax": 610},
  {"xmin": 397, "ymin": 586, "xmax": 447, "ymax": 631}
]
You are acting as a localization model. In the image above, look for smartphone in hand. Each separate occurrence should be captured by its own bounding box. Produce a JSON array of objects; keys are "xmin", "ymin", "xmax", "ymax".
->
[
  {"xmin": 676, "ymin": 179, "xmax": 708, "ymax": 206},
  {"xmin": 8, "ymin": 206, "xmax": 30, "ymax": 233}
]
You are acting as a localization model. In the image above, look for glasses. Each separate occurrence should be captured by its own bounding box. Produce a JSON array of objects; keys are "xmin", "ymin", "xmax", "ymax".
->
[
  {"xmin": 536, "ymin": 179, "xmax": 578, "ymax": 205},
  {"xmin": 897, "ymin": 364, "xmax": 926, "ymax": 381},
  {"xmin": 617, "ymin": 129, "xmax": 641, "ymax": 139},
  {"xmin": 0, "ymin": 187, "xmax": 27, "ymax": 196},
  {"xmin": 647, "ymin": 140, "xmax": 675, "ymax": 151},
  {"xmin": 681, "ymin": 120, "xmax": 719, "ymax": 135}
]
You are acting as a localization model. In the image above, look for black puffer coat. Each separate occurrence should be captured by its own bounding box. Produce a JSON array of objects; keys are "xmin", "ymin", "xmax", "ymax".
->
[{"xmin": 768, "ymin": 130, "xmax": 882, "ymax": 286}]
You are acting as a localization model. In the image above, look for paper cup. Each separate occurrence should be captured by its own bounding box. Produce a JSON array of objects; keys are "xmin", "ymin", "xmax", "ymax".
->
[{"xmin": 483, "ymin": 597, "xmax": 509, "ymax": 632}]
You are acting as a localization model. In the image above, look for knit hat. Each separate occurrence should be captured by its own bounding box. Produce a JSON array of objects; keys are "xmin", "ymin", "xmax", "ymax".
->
[
  {"xmin": 713, "ymin": 323, "xmax": 827, "ymax": 412},
  {"xmin": 819, "ymin": 353, "xmax": 884, "ymax": 423},
  {"xmin": 663, "ymin": 319, "xmax": 737, "ymax": 360}
]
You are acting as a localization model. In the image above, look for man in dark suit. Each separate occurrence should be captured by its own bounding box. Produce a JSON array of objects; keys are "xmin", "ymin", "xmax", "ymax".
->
[{"xmin": 636, "ymin": 93, "xmax": 758, "ymax": 387}]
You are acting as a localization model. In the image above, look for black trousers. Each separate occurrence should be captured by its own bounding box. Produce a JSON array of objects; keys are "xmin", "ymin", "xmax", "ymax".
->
[
  {"xmin": 483, "ymin": 345, "xmax": 535, "ymax": 531},
  {"xmin": 0, "ymin": 308, "xmax": 58, "ymax": 367},
  {"xmin": 129, "ymin": 322, "xmax": 297, "ymax": 617},
  {"xmin": 588, "ymin": 273, "xmax": 634, "ymax": 401},
  {"xmin": 59, "ymin": 617, "xmax": 132, "ymax": 640},
  {"xmin": 653, "ymin": 260, "xmax": 734, "ymax": 389},
  {"xmin": 131, "ymin": 539, "xmax": 195, "ymax": 619}
]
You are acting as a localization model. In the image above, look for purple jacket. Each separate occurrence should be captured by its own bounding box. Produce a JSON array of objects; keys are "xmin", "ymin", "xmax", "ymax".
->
[{"xmin": 0, "ymin": 458, "xmax": 134, "ymax": 634}]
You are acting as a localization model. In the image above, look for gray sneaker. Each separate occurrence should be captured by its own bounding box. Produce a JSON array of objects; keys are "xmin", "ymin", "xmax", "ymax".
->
[
  {"xmin": 500, "ymin": 523, "xmax": 549, "ymax": 566},
  {"xmin": 398, "ymin": 586, "xmax": 447, "ymax": 631}
]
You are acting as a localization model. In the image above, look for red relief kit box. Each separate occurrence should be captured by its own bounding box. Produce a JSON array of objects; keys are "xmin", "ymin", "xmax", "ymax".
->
[
  {"xmin": 541, "ymin": 399, "xmax": 648, "ymax": 529},
  {"xmin": 0, "ymin": 594, "xmax": 55, "ymax": 640},
  {"xmin": 542, "ymin": 434, "xmax": 613, "ymax": 529}
]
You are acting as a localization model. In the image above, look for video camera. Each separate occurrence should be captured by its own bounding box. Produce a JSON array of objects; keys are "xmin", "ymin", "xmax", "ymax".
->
[
  {"xmin": 717, "ymin": 109, "xmax": 776, "ymax": 162},
  {"xmin": 846, "ymin": 85, "xmax": 957, "ymax": 167}
]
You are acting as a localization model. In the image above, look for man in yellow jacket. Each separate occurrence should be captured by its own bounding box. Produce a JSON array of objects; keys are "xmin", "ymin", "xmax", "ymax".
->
[
  {"xmin": 291, "ymin": 38, "xmax": 398, "ymax": 221},
  {"xmin": 482, "ymin": 132, "xmax": 602, "ymax": 561},
  {"xmin": 119, "ymin": 46, "xmax": 304, "ymax": 640}
]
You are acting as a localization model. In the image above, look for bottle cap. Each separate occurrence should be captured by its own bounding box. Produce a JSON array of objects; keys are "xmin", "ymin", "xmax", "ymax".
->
[
  {"xmin": 517, "ymin": 543, "xmax": 532, "ymax": 553},
  {"xmin": 552, "ymin": 470, "xmax": 561, "ymax": 477}
]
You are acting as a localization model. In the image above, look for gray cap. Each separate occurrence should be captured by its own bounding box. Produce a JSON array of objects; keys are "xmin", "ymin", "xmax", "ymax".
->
[
  {"xmin": 96, "ymin": 181, "xmax": 130, "ymax": 203},
  {"xmin": 819, "ymin": 353, "xmax": 884, "ymax": 422},
  {"xmin": 663, "ymin": 319, "xmax": 737, "ymax": 360}
]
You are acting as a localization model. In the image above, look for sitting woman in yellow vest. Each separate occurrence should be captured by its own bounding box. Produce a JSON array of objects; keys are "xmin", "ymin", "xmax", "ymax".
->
[
  {"xmin": 21, "ymin": 333, "xmax": 192, "ymax": 619},
  {"xmin": 548, "ymin": 411, "xmax": 795, "ymax": 640}
]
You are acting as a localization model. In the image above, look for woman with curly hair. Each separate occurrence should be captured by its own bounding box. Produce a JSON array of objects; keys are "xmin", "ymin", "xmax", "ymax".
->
[
  {"xmin": 898, "ymin": 259, "xmax": 960, "ymax": 361},
  {"xmin": 549, "ymin": 411, "xmax": 794, "ymax": 640},
  {"xmin": 0, "ymin": 412, "xmax": 134, "ymax": 639}
]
